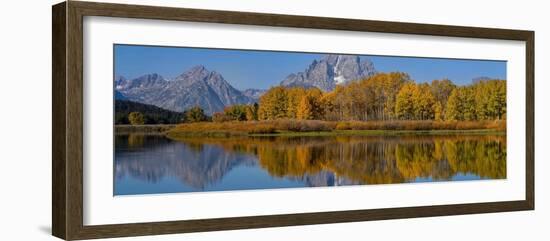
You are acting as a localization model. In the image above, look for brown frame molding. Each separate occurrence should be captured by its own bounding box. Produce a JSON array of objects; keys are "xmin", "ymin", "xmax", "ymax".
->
[{"xmin": 52, "ymin": 1, "xmax": 534, "ymax": 240}]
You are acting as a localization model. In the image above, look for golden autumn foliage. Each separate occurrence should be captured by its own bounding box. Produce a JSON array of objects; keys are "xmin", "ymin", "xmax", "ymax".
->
[
  {"xmin": 253, "ymin": 73, "xmax": 505, "ymax": 123},
  {"xmin": 430, "ymin": 79, "xmax": 456, "ymax": 120},
  {"xmin": 257, "ymin": 86, "xmax": 289, "ymax": 120},
  {"xmin": 188, "ymin": 72, "xmax": 505, "ymax": 125},
  {"xmin": 395, "ymin": 83, "xmax": 416, "ymax": 120},
  {"xmin": 296, "ymin": 89, "xmax": 324, "ymax": 120},
  {"xmin": 445, "ymin": 79, "xmax": 506, "ymax": 121},
  {"xmin": 258, "ymin": 86, "xmax": 324, "ymax": 120}
]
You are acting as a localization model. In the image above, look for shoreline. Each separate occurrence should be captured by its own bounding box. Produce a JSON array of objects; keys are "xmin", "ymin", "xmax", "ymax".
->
[
  {"xmin": 164, "ymin": 129, "xmax": 505, "ymax": 139},
  {"xmin": 248, "ymin": 129, "xmax": 506, "ymax": 136},
  {"xmin": 166, "ymin": 119, "xmax": 506, "ymax": 138},
  {"xmin": 114, "ymin": 124, "xmax": 176, "ymax": 134},
  {"xmin": 115, "ymin": 120, "xmax": 506, "ymax": 138}
]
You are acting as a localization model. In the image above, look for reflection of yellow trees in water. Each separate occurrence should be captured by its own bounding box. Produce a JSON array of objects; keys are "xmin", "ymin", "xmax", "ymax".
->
[
  {"xmin": 257, "ymin": 144, "xmax": 326, "ymax": 177},
  {"xmin": 177, "ymin": 135, "xmax": 506, "ymax": 184},
  {"xmin": 396, "ymin": 142, "xmax": 453, "ymax": 180},
  {"xmin": 444, "ymin": 138, "xmax": 506, "ymax": 179},
  {"xmin": 127, "ymin": 134, "xmax": 145, "ymax": 148}
]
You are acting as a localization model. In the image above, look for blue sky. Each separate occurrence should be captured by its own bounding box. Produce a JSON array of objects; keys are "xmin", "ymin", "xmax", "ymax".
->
[{"xmin": 114, "ymin": 44, "xmax": 506, "ymax": 90}]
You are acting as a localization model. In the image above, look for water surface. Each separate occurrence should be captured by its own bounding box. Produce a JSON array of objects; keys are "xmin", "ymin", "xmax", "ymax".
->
[{"xmin": 114, "ymin": 134, "xmax": 506, "ymax": 195}]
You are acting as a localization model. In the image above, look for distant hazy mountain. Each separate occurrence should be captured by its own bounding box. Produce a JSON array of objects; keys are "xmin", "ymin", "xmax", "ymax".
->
[
  {"xmin": 116, "ymin": 66, "xmax": 255, "ymax": 114},
  {"xmin": 242, "ymin": 88, "xmax": 267, "ymax": 100},
  {"xmin": 113, "ymin": 76, "xmax": 128, "ymax": 100},
  {"xmin": 114, "ymin": 90, "xmax": 127, "ymax": 100},
  {"xmin": 472, "ymin": 76, "xmax": 493, "ymax": 84},
  {"xmin": 280, "ymin": 54, "xmax": 376, "ymax": 91}
]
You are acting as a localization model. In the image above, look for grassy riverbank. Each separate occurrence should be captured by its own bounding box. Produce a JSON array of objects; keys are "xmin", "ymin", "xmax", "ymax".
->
[
  {"xmin": 164, "ymin": 120, "xmax": 506, "ymax": 138},
  {"xmin": 115, "ymin": 124, "xmax": 177, "ymax": 134}
]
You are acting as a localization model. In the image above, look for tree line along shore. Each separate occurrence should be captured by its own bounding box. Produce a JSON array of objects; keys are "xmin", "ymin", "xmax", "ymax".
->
[{"xmin": 115, "ymin": 72, "xmax": 506, "ymax": 136}]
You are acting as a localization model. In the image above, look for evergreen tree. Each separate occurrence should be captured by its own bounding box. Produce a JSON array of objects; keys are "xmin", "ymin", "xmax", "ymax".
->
[
  {"xmin": 224, "ymin": 105, "xmax": 247, "ymax": 121},
  {"xmin": 245, "ymin": 103, "xmax": 259, "ymax": 121},
  {"xmin": 186, "ymin": 106, "xmax": 207, "ymax": 122},
  {"xmin": 128, "ymin": 112, "xmax": 145, "ymax": 125}
]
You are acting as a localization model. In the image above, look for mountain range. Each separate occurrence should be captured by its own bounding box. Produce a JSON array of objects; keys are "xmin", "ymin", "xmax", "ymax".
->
[
  {"xmin": 115, "ymin": 66, "xmax": 255, "ymax": 114},
  {"xmin": 115, "ymin": 54, "xmax": 377, "ymax": 114},
  {"xmin": 280, "ymin": 54, "xmax": 376, "ymax": 91},
  {"xmin": 241, "ymin": 88, "xmax": 267, "ymax": 100}
]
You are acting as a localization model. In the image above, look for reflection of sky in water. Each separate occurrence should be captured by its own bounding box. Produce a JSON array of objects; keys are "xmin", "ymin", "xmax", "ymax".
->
[
  {"xmin": 414, "ymin": 173, "xmax": 484, "ymax": 183},
  {"xmin": 116, "ymin": 164, "xmax": 307, "ymax": 195},
  {"xmin": 114, "ymin": 134, "xmax": 506, "ymax": 196}
]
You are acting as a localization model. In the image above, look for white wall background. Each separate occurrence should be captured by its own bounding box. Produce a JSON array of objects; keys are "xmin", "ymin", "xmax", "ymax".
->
[{"xmin": 0, "ymin": 0, "xmax": 547, "ymax": 240}]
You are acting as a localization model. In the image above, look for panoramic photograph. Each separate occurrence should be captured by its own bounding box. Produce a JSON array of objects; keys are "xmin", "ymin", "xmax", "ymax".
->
[{"xmin": 113, "ymin": 44, "xmax": 507, "ymax": 196}]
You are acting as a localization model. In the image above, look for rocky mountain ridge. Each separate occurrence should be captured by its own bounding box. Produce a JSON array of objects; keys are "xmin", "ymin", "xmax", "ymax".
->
[
  {"xmin": 116, "ymin": 54, "xmax": 377, "ymax": 114},
  {"xmin": 116, "ymin": 66, "xmax": 255, "ymax": 114},
  {"xmin": 280, "ymin": 54, "xmax": 376, "ymax": 91}
]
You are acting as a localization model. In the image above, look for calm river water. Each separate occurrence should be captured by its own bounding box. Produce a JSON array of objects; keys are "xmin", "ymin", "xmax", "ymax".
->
[{"xmin": 114, "ymin": 134, "xmax": 506, "ymax": 195}]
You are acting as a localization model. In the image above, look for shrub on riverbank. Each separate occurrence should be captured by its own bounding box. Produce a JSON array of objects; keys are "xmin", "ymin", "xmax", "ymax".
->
[
  {"xmin": 335, "ymin": 120, "xmax": 505, "ymax": 131},
  {"xmin": 165, "ymin": 119, "xmax": 505, "ymax": 137},
  {"xmin": 115, "ymin": 124, "xmax": 177, "ymax": 134}
]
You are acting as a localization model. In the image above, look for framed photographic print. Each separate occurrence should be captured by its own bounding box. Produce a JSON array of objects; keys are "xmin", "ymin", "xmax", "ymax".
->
[{"xmin": 52, "ymin": 1, "xmax": 534, "ymax": 240}]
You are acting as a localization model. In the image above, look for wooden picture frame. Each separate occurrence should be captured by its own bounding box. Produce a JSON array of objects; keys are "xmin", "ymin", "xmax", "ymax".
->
[{"xmin": 52, "ymin": 1, "xmax": 534, "ymax": 240}]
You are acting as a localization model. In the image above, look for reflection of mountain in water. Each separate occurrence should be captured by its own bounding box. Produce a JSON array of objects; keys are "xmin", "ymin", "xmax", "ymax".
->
[
  {"xmin": 115, "ymin": 134, "xmax": 506, "ymax": 192},
  {"xmin": 298, "ymin": 171, "xmax": 359, "ymax": 187},
  {"xmin": 115, "ymin": 135, "xmax": 256, "ymax": 189}
]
